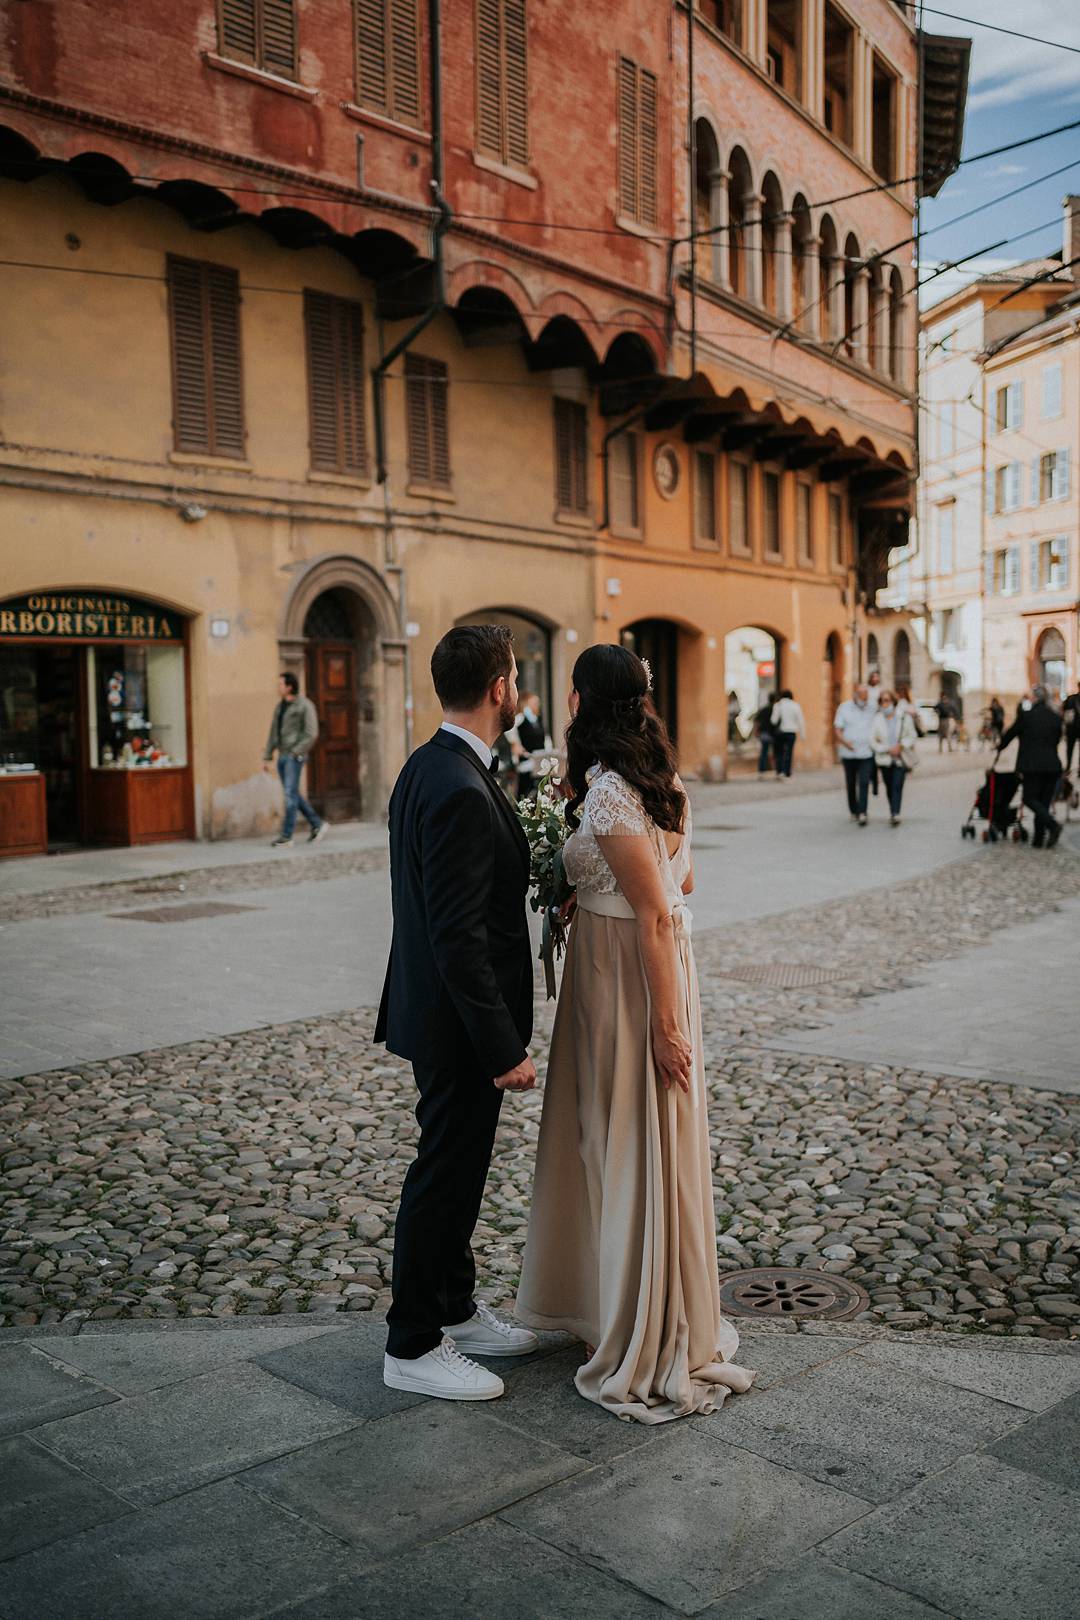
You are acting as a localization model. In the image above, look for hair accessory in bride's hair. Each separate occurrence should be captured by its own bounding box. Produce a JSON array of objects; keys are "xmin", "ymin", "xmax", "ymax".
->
[{"xmin": 640, "ymin": 658, "xmax": 653, "ymax": 692}]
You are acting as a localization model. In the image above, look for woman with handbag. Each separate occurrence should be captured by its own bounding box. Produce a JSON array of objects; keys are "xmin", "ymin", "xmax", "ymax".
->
[{"xmin": 872, "ymin": 689, "xmax": 918, "ymax": 826}]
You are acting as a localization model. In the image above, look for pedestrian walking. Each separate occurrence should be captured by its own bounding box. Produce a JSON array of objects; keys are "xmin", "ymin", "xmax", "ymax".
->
[
  {"xmin": 935, "ymin": 694, "xmax": 958, "ymax": 752},
  {"xmin": 1063, "ymin": 683, "xmax": 1080, "ymax": 774},
  {"xmin": 263, "ymin": 672, "xmax": 325, "ymax": 847},
  {"xmin": 769, "ymin": 689, "xmax": 805, "ymax": 778},
  {"xmin": 866, "ymin": 670, "xmax": 882, "ymax": 709},
  {"xmin": 871, "ymin": 689, "xmax": 918, "ymax": 826},
  {"xmin": 998, "ymin": 685, "xmax": 1063, "ymax": 849},
  {"xmin": 753, "ymin": 691, "xmax": 778, "ymax": 776},
  {"xmin": 834, "ymin": 683, "xmax": 876, "ymax": 826}
]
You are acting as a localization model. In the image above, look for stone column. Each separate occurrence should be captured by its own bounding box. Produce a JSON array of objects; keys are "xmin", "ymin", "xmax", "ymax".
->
[
  {"xmin": 712, "ymin": 168, "xmax": 731, "ymax": 291},
  {"xmin": 872, "ymin": 273, "xmax": 891, "ymax": 374},
  {"xmin": 773, "ymin": 212, "xmax": 794, "ymax": 324},
  {"xmin": 743, "ymin": 190, "xmax": 764, "ymax": 307},
  {"xmin": 851, "ymin": 264, "xmax": 870, "ymax": 364},
  {"xmin": 802, "ymin": 234, "xmax": 822, "ymax": 339}
]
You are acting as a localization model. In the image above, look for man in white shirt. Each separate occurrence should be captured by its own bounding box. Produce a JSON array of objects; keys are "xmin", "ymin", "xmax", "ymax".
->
[
  {"xmin": 769, "ymin": 689, "xmax": 806, "ymax": 779},
  {"xmin": 866, "ymin": 670, "xmax": 882, "ymax": 709},
  {"xmin": 834, "ymin": 684, "xmax": 876, "ymax": 825}
]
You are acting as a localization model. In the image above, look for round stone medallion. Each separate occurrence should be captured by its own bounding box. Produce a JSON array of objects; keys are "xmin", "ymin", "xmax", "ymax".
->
[{"xmin": 652, "ymin": 443, "xmax": 681, "ymax": 498}]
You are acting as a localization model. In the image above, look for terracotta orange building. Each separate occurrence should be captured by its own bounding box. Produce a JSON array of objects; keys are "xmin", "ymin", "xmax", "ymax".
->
[{"xmin": 0, "ymin": 2, "xmax": 967, "ymax": 852}]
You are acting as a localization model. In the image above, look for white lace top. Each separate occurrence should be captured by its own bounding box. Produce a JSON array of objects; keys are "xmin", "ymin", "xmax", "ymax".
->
[{"xmin": 564, "ymin": 768, "xmax": 691, "ymax": 901}]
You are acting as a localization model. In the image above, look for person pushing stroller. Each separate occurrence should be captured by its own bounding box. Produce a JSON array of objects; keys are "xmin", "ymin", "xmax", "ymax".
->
[{"xmin": 999, "ymin": 686, "xmax": 1063, "ymax": 850}]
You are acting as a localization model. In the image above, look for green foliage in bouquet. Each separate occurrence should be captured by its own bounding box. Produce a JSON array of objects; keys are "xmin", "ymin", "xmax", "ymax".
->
[{"xmin": 516, "ymin": 774, "xmax": 575, "ymax": 998}]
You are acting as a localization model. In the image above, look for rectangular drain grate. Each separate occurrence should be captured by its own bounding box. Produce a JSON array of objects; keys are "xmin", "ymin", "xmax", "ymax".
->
[
  {"xmin": 110, "ymin": 901, "xmax": 263, "ymax": 924},
  {"xmin": 717, "ymin": 963, "xmax": 846, "ymax": 989}
]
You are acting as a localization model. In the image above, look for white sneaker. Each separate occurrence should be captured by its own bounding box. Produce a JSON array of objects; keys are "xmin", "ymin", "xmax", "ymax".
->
[
  {"xmin": 442, "ymin": 1300, "xmax": 539, "ymax": 1358},
  {"xmin": 383, "ymin": 1337, "xmax": 504, "ymax": 1401}
]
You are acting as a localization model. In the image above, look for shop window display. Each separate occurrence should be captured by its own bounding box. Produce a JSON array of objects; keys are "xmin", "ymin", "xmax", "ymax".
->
[{"xmin": 89, "ymin": 645, "xmax": 187, "ymax": 768}]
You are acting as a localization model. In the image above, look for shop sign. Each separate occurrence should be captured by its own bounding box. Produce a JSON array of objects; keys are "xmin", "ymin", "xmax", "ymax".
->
[{"xmin": 0, "ymin": 593, "xmax": 183, "ymax": 643}]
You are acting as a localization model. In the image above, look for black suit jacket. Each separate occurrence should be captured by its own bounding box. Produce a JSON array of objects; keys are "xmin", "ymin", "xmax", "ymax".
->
[
  {"xmin": 1000, "ymin": 703, "xmax": 1063, "ymax": 775},
  {"xmin": 375, "ymin": 730, "xmax": 533, "ymax": 1078}
]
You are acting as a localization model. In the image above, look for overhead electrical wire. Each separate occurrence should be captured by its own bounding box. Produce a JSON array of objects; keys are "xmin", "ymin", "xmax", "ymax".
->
[{"xmin": 898, "ymin": 4, "xmax": 1080, "ymax": 55}]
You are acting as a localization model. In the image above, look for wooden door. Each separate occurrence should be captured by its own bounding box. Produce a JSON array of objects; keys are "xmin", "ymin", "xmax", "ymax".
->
[{"xmin": 305, "ymin": 642, "xmax": 360, "ymax": 820}]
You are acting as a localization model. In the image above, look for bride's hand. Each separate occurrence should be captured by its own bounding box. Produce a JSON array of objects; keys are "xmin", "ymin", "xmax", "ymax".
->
[{"xmin": 652, "ymin": 1023, "xmax": 692, "ymax": 1094}]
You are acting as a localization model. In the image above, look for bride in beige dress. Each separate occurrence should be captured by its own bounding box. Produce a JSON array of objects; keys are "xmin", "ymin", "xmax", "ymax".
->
[{"xmin": 516, "ymin": 644, "xmax": 755, "ymax": 1424}]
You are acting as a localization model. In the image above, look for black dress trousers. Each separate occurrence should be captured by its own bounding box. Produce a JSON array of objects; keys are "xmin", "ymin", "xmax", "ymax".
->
[{"xmin": 386, "ymin": 1053, "xmax": 504, "ymax": 1359}]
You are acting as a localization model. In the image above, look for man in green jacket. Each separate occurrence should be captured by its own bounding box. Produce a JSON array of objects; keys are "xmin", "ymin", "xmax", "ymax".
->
[{"xmin": 263, "ymin": 672, "xmax": 326, "ymax": 847}]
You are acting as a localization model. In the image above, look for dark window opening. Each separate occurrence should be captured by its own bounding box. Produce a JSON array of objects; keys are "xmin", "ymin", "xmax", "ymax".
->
[{"xmin": 823, "ymin": 2, "xmax": 853, "ymax": 147}]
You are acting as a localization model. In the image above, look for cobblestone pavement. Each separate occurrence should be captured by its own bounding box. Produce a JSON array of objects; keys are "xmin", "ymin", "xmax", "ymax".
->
[
  {"xmin": 0, "ymin": 846, "xmax": 388, "ymax": 926},
  {"xmin": 2, "ymin": 845, "xmax": 1078, "ymax": 1339}
]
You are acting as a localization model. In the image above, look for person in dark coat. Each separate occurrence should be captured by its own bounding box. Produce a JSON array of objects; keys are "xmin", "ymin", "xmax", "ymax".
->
[
  {"xmin": 999, "ymin": 686, "xmax": 1064, "ymax": 849},
  {"xmin": 1064, "ymin": 684, "xmax": 1080, "ymax": 774},
  {"xmin": 376, "ymin": 624, "xmax": 539, "ymax": 1402}
]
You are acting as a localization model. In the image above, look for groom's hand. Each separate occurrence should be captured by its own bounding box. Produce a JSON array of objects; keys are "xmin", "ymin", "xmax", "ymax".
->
[{"xmin": 494, "ymin": 1056, "xmax": 537, "ymax": 1092}]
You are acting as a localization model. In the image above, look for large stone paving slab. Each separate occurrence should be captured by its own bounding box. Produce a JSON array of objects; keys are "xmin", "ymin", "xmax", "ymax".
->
[
  {"xmin": 825, "ymin": 1453, "xmax": 1080, "ymax": 1620},
  {"xmin": 33, "ymin": 1362, "xmax": 358, "ymax": 1506},
  {"xmin": 41, "ymin": 1321, "xmax": 346, "ymax": 1395},
  {"xmin": 0, "ymin": 1434, "xmax": 131, "ymax": 1559},
  {"xmin": 0, "ymin": 1343, "xmax": 116, "ymax": 1436},
  {"xmin": 503, "ymin": 1425, "xmax": 869, "ymax": 1613},
  {"xmin": 245, "ymin": 1401, "xmax": 587, "ymax": 1560},
  {"xmin": 254, "ymin": 1319, "xmax": 424, "ymax": 1421},
  {"xmin": 701, "ymin": 1555, "xmax": 947, "ymax": 1619},
  {"xmin": 986, "ymin": 1388, "xmax": 1080, "ymax": 1492},
  {"xmin": 859, "ymin": 1338, "xmax": 1080, "ymax": 1412},
  {"xmin": 704, "ymin": 1349, "xmax": 1024, "ymax": 1503},
  {"xmin": 0, "ymin": 1477, "xmax": 367, "ymax": 1620},
  {"xmin": 268, "ymin": 1517, "xmax": 672, "ymax": 1620}
]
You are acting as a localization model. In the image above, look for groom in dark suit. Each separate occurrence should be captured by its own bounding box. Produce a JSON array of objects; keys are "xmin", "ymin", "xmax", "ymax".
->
[{"xmin": 376, "ymin": 625, "xmax": 539, "ymax": 1401}]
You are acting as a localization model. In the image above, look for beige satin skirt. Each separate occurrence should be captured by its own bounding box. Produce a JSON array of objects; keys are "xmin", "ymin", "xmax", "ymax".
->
[{"xmin": 516, "ymin": 899, "xmax": 755, "ymax": 1424}]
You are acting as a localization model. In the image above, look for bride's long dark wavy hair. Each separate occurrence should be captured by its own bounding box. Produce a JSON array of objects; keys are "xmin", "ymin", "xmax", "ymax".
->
[{"xmin": 565, "ymin": 644, "xmax": 685, "ymax": 832}]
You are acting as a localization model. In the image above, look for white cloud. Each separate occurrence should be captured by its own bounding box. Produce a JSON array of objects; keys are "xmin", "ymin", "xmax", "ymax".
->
[
  {"xmin": 988, "ymin": 163, "xmax": 1026, "ymax": 177},
  {"xmin": 950, "ymin": 0, "xmax": 1080, "ymax": 111}
]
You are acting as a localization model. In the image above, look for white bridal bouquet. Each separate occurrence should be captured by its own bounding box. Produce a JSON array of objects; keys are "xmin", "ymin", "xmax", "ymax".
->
[{"xmin": 515, "ymin": 774, "xmax": 575, "ymax": 998}]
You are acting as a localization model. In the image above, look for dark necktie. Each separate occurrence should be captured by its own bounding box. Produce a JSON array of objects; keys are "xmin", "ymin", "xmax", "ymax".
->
[{"xmin": 488, "ymin": 756, "xmax": 500, "ymax": 777}]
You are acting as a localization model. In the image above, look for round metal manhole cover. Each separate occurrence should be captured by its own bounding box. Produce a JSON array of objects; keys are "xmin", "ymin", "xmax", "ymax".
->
[{"xmin": 718, "ymin": 1267, "xmax": 869, "ymax": 1321}]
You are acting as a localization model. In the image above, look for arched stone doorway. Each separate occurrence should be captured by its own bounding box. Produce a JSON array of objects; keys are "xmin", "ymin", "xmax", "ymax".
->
[
  {"xmin": 823, "ymin": 631, "xmax": 843, "ymax": 755},
  {"xmin": 280, "ymin": 556, "xmax": 404, "ymax": 821},
  {"xmin": 622, "ymin": 619, "xmax": 679, "ymax": 739},
  {"xmin": 724, "ymin": 624, "xmax": 781, "ymax": 753},
  {"xmin": 866, "ymin": 631, "xmax": 880, "ymax": 678},
  {"xmin": 893, "ymin": 629, "xmax": 911, "ymax": 689},
  {"xmin": 1035, "ymin": 627, "xmax": 1067, "ymax": 699}
]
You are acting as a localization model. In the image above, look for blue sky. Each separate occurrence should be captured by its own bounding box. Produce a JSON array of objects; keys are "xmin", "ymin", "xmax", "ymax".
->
[{"xmin": 915, "ymin": 1, "xmax": 1080, "ymax": 305}]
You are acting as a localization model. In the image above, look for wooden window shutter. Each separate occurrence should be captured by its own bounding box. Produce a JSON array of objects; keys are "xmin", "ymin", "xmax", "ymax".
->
[
  {"xmin": 476, "ymin": 0, "xmax": 529, "ymax": 167},
  {"xmin": 610, "ymin": 431, "xmax": 639, "ymax": 531},
  {"xmin": 694, "ymin": 451, "xmax": 717, "ymax": 544},
  {"xmin": 405, "ymin": 354, "xmax": 450, "ymax": 486},
  {"xmin": 554, "ymin": 398, "xmax": 587, "ymax": 514},
  {"xmin": 261, "ymin": 0, "xmax": 297, "ymax": 77},
  {"xmin": 304, "ymin": 291, "xmax": 369, "ymax": 477},
  {"xmin": 220, "ymin": 0, "xmax": 258, "ymax": 63},
  {"xmin": 167, "ymin": 256, "xmax": 244, "ymax": 458},
  {"xmin": 356, "ymin": 1, "xmax": 420, "ymax": 124},
  {"xmin": 219, "ymin": 0, "xmax": 296, "ymax": 78},
  {"xmin": 617, "ymin": 58, "xmax": 657, "ymax": 226}
]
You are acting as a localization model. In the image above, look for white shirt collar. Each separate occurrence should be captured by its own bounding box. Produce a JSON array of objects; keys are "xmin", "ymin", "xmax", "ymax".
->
[{"xmin": 440, "ymin": 721, "xmax": 493, "ymax": 768}]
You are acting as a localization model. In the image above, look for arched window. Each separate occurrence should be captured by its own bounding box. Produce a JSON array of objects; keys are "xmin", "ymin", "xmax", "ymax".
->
[
  {"xmin": 866, "ymin": 632, "xmax": 879, "ymax": 676},
  {"xmin": 818, "ymin": 214, "xmax": 840, "ymax": 342},
  {"xmin": 889, "ymin": 267, "xmax": 905, "ymax": 382},
  {"xmin": 694, "ymin": 119, "xmax": 721, "ymax": 285},
  {"xmin": 761, "ymin": 171, "xmax": 784, "ymax": 316},
  {"xmin": 727, "ymin": 146, "xmax": 753, "ymax": 301},
  {"xmin": 1036, "ymin": 627, "xmax": 1068, "ymax": 698},
  {"xmin": 893, "ymin": 629, "xmax": 911, "ymax": 688},
  {"xmin": 791, "ymin": 193, "xmax": 813, "ymax": 333},
  {"xmin": 842, "ymin": 232, "xmax": 860, "ymax": 357}
]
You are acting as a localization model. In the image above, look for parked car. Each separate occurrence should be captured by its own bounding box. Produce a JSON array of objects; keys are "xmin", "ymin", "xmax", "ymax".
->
[{"xmin": 916, "ymin": 701, "xmax": 940, "ymax": 735}]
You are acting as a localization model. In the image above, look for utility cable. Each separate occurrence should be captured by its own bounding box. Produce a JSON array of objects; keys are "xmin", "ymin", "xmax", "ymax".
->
[{"xmin": 898, "ymin": 4, "xmax": 1080, "ymax": 55}]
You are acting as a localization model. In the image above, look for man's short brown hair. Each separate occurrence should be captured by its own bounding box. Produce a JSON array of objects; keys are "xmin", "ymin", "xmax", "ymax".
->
[{"xmin": 431, "ymin": 625, "xmax": 514, "ymax": 711}]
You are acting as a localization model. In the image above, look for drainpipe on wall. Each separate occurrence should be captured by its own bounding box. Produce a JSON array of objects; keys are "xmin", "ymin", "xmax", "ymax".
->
[{"xmin": 371, "ymin": 0, "xmax": 451, "ymax": 760}]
